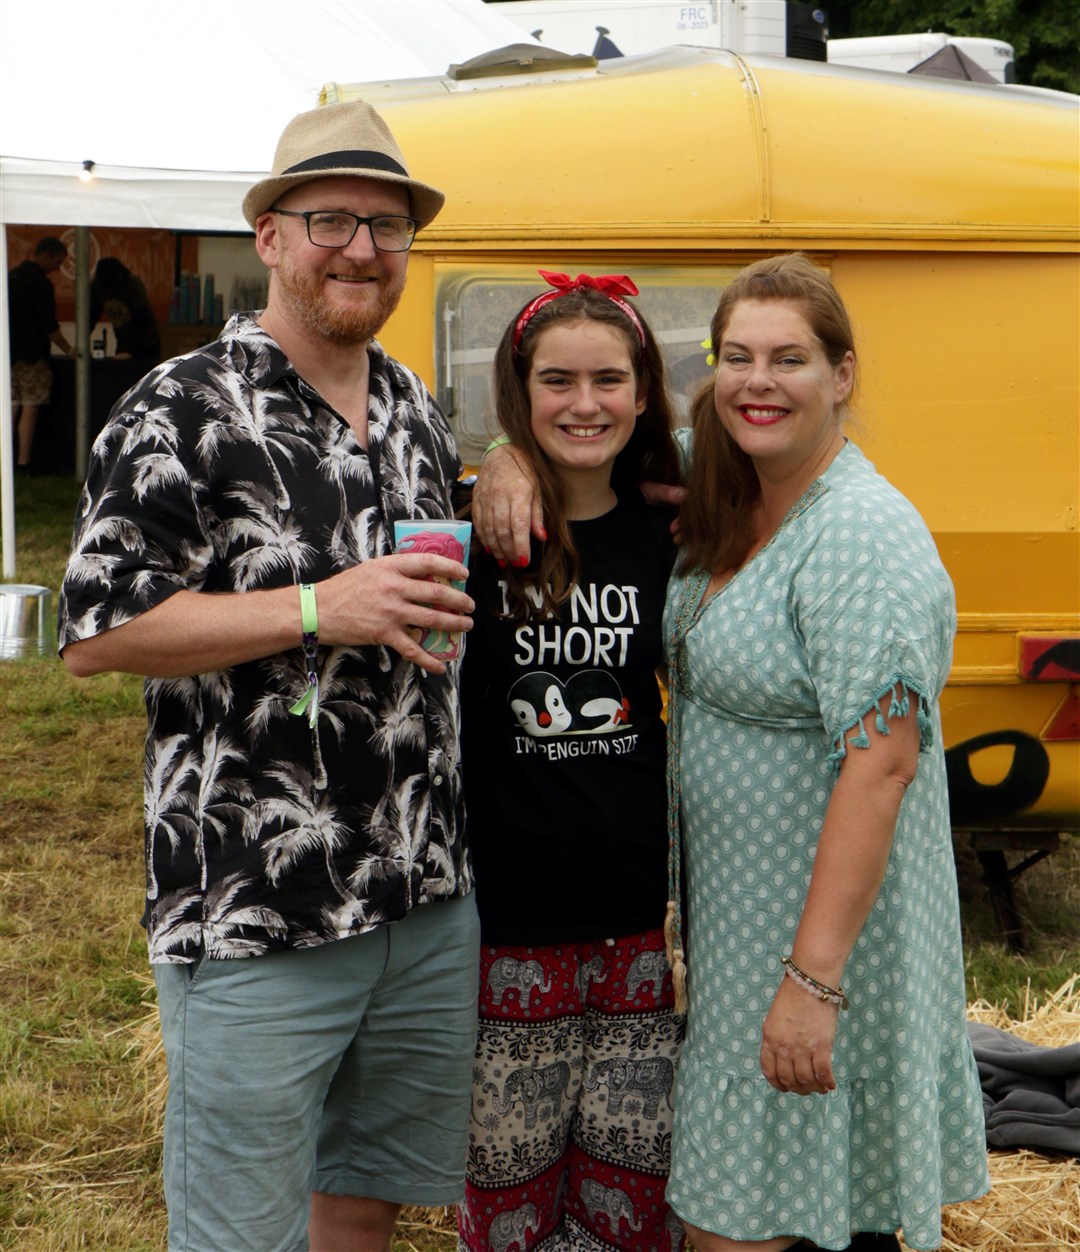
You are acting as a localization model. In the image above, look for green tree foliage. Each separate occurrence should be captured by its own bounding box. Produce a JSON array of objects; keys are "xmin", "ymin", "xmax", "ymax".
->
[{"xmin": 823, "ymin": 0, "xmax": 1080, "ymax": 93}]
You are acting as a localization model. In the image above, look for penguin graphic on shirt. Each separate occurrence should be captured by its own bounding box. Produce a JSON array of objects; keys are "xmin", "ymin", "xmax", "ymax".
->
[
  {"xmin": 565, "ymin": 669, "xmax": 632, "ymax": 731},
  {"xmin": 508, "ymin": 669, "xmax": 631, "ymax": 738},
  {"xmin": 509, "ymin": 673, "xmax": 573, "ymax": 737}
]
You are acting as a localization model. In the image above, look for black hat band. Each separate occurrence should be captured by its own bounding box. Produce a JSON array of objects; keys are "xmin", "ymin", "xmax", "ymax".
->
[{"xmin": 282, "ymin": 150, "xmax": 409, "ymax": 177}]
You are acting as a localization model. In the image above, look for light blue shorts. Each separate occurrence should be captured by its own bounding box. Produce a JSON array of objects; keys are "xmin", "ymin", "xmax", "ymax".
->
[{"xmin": 153, "ymin": 893, "xmax": 480, "ymax": 1252}]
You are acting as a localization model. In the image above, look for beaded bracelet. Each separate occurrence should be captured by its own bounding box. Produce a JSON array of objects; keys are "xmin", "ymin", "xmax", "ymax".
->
[
  {"xmin": 288, "ymin": 583, "xmax": 321, "ymax": 727},
  {"xmin": 481, "ymin": 433, "xmax": 512, "ymax": 460},
  {"xmin": 781, "ymin": 954, "xmax": 849, "ymax": 1011}
]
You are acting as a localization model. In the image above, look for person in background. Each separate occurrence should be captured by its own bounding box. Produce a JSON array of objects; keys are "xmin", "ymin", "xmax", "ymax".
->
[
  {"xmin": 89, "ymin": 256, "xmax": 161, "ymax": 362},
  {"xmin": 7, "ymin": 235, "xmax": 73, "ymax": 471},
  {"xmin": 58, "ymin": 100, "xmax": 478, "ymax": 1252},
  {"xmin": 661, "ymin": 253, "xmax": 989, "ymax": 1251},
  {"xmin": 458, "ymin": 270, "xmax": 686, "ymax": 1251}
]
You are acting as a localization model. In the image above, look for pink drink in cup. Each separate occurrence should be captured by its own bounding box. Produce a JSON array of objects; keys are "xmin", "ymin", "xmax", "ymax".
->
[{"xmin": 393, "ymin": 520, "xmax": 472, "ymax": 661}]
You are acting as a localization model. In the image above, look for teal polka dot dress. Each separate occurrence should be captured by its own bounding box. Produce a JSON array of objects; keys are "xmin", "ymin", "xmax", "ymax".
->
[{"xmin": 663, "ymin": 441, "xmax": 989, "ymax": 1250}]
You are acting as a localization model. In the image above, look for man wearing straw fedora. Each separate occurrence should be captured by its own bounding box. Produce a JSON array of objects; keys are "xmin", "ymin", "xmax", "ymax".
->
[{"xmin": 59, "ymin": 101, "xmax": 479, "ymax": 1252}]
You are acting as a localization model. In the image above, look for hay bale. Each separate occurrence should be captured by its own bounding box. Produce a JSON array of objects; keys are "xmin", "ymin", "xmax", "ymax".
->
[
  {"xmin": 398, "ymin": 1204, "xmax": 457, "ymax": 1244},
  {"xmin": 916, "ymin": 974, "xmax": 1079, "ymax": 1252},
  {"xmin": 127, "ymin": 974, "xmax": 167, "ymax": 1139},
  {"xmin": 967, "ymin": 973, "xmax": 1079, "ymax": 1049},
  {"xmin": 936, "ymin": 1149, "xmax": 1079, "ymax": 1251}
]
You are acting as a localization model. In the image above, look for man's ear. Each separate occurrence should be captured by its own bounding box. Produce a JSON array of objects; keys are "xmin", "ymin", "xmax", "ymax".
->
[{"xmin": 254, "ymin": 213, "xmax": 281, "ymax": 269}]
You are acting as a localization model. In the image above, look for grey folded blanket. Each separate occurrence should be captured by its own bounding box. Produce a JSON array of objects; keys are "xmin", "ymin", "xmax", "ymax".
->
[{"xmin": 967, "ymin": 1021, "xmax": 1080, "ymax": 1156}]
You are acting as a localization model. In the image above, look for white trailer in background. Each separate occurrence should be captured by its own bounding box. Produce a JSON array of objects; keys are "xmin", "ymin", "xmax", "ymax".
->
[
  {"xmin": 494, "ymin": 0, "xmax": 829, "ymax": 61},
  {"xmin": 828, "ymin": 33, "xmax": 1016, "ymax": 84},
  {"xmin": 495, "ymin": 2, "xmax": 1017, "ymax": 84}
]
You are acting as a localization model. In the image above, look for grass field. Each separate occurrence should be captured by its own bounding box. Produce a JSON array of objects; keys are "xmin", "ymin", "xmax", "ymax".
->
[{"xmin": 2, "ymin": 474, "xmax": 1077, "ymax": 1251}]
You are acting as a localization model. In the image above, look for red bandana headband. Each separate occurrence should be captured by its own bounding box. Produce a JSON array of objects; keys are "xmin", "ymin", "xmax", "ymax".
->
[{"xmin": 512, "ymin": 269, "xmax": 646, "ymax": 356}]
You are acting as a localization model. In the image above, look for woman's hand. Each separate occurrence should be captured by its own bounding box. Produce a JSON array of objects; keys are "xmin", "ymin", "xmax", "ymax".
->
[{"xmin": 760, "ymin": 974, "xmax": 838, "ymax": 1096}]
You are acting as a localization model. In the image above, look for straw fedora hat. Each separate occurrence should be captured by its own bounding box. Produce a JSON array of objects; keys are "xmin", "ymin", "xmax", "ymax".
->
[{"xmin": 242, "ymin": 100, "xmax": 445, "ymax": 230}]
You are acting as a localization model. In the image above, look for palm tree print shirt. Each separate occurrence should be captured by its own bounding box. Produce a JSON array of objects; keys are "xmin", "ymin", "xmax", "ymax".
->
[{"xmin": 58, "ymin": 314, "xmax": 472, "ymax": 963}]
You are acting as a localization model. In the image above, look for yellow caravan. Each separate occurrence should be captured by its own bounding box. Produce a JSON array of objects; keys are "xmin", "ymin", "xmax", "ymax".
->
[{"xmin": 328, "ymin": 49, "xmax": 1079, "ymax": 854}]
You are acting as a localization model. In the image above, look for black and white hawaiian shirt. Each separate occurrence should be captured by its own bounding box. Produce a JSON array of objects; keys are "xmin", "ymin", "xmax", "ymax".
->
[{"xmin": 58, "ymin": 314, "xmax": 472, "ymax": 964}]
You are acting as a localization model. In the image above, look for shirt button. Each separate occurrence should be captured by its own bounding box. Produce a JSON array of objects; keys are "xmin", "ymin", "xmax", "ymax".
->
[{"xmin": 433, "ymin": 774, "xmax": 444, "ymax": 786}]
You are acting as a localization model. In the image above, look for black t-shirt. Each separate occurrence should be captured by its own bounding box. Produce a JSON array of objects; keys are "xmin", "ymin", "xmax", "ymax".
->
[
  {"xmin": 8, "ymin": 260, "xmax": 59, "ymax": 364},
  {"xmin": 461, "ymin": 494, "xmax": 676, "ymax": 945}
]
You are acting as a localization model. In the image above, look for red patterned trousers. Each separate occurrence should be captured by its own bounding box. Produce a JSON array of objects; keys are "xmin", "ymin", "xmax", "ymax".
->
[{"xmin": 458, "ymin": 927, "xmax": 686, "ymax": 1251}]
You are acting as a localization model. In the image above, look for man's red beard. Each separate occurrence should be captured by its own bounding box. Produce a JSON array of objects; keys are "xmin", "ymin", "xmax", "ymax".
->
[{"xmin": 273, "ymin": 247, "xmax": 405, "ymax": 345}]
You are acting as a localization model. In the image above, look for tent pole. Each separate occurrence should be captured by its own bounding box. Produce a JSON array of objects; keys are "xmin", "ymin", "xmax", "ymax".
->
[
  {"xmin": 1, "ymin": 227, "xmax": 15, "ymax": 579},
  {"xmin": 74, "ymin": 228, "xmax": 91, "ymax": 481}
]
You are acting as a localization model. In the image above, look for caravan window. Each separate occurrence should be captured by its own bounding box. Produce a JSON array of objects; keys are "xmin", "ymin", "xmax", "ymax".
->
[{"xmin": 434, "ymin": 264, "xmax": 742, "ymax": 462}]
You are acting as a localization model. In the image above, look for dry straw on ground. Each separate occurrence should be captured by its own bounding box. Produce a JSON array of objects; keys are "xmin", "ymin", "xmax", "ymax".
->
[
  {"xmin": 927, "ymin": 973, "xmax": 1079, "ymax": 1252},
  {"xmin": 131, "ymin": 976, "xmax": 1078, "ymax": 1251}
]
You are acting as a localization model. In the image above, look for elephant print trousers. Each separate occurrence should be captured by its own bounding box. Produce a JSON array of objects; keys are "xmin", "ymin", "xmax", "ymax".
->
[{"xmin": 458, "ymin": 928, "xmax": 686, "ymax": 1252}]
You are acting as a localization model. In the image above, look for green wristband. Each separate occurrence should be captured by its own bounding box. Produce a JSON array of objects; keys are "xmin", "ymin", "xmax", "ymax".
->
[
  {"xmin": 290, "ymin": 584, "xmax": 320, "ymax": 726},
  {"xmin": 298, "ymin": 582, "xmax": 318, "ymax": 639},
  {"xmin": 482, "ymin": 433, "xmax": 512, "ymax": 460}
]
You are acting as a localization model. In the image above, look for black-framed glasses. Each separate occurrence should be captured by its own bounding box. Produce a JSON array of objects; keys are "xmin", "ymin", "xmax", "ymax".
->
[{"xmin": 270, "ymin": 208, "xmax": 419, "ymax": 252}]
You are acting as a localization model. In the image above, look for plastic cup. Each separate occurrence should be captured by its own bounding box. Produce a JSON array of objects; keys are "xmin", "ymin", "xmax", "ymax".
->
[{"xmin": 393, "ymin": 519, "xmax": 472, "ymax": 661}]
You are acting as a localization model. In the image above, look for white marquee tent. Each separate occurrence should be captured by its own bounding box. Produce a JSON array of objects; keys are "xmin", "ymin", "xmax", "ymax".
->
[
  {"xmin": 1, "ymin": 0, "xmax": 539, "ymax": 574},
  {"xmin": 1, "ymin": 0, "xmax": 535, "ymax": 227}
]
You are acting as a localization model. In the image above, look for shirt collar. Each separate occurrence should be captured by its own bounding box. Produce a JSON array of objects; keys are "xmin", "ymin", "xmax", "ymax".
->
[{"xmin": 220, "ymin": 311, "xmax": 388, "ymax": 395}]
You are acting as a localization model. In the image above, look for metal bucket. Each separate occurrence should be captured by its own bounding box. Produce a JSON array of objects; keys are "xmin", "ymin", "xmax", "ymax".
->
[{"xmin": 0, "ymin": 584, "xmax": 54, "ymax": 659}]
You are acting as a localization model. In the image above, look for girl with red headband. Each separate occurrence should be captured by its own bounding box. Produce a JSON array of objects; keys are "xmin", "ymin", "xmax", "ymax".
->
[{"xmin": 458, "ymin": 271, "xmax": 686, "ymax": 1251}]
